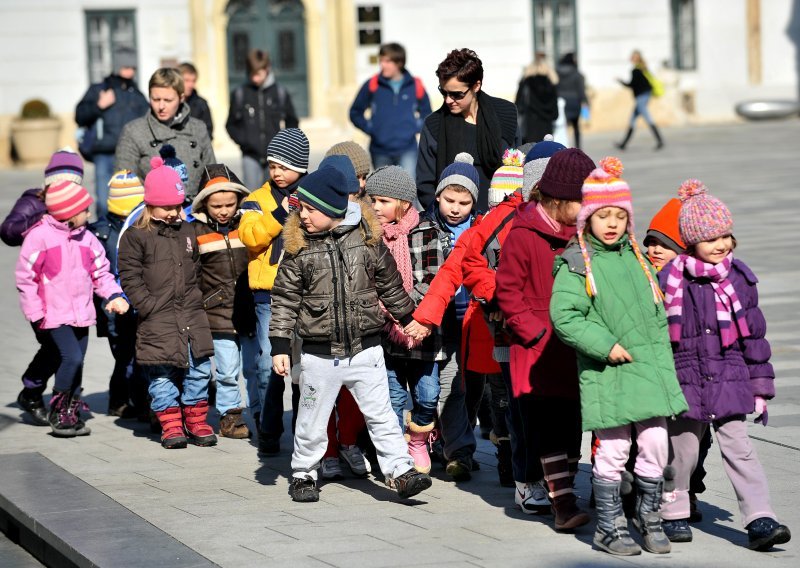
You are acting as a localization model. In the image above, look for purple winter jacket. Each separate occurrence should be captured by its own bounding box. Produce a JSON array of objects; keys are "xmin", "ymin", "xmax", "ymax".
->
[
  {"xmin": 659, "ymin": 258, "xmax": 774, "ymax": 422},
  {"xmin": 1, "ymin": 188, "xmax": 46, "ymax": 246}
]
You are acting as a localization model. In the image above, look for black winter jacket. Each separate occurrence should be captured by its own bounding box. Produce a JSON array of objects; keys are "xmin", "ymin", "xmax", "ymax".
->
[{"xmin": 187, "ymin": 91, "xmax": 214, "ymax": 140}]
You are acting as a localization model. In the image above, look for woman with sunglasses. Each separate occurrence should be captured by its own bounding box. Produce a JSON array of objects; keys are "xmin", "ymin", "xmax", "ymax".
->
[{"xmin": 417, "ymin": 49, "xmax": 520, "ymax": 213}]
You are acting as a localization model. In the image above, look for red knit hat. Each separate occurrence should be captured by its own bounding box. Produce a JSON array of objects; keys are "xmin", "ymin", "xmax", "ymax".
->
[
  {"xmin": 538, "ymin": 148, "xmax": 595, "ymax": 200},
  {"xmin": 645, "ymin": 198, "xmax": 685, "ymax": 253},
  {"xmin": 45, "ymin": 181, "xmax": 93, "ymax": 221},
  {"xmin": 144, "ymin": 156, "xmax": 186, "ymax": 206}
]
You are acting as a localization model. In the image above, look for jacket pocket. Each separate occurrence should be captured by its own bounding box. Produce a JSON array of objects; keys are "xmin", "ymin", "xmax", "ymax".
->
[
  {"xmin": 357, "ymin": 293, "xmax": 383, "ymax": 335},
  {"xmin": 203, "ymin": 288, "xmax": 227, "ymax": 311},
  {"xmin": 298, "ymin": 298, "xmax": 331, "ymax": 337}
]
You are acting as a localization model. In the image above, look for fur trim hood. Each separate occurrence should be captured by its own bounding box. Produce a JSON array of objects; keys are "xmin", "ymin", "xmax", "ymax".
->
[{"xmin": 283, "ymin": 199, "xmax": 382, "ymax": 255}]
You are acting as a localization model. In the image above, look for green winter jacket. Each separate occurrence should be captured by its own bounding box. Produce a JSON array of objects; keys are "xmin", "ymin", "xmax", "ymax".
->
[{"xmin": 550, "ymin": 234, "xmax": 688, "ymax": 431}]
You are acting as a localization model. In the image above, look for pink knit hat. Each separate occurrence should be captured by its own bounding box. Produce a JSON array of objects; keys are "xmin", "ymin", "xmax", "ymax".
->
[
  {"xmin": 576, "ymin": 157, "xmax": 661, "ymax": 303},
  {"xmin": 144, "ymin": 156, "xmax": 186, "ymax": 206},
  {"xmin": 45, "ymin": 181, "xmax": 93, "ymax": 221},
  {"xmin": 677, "ymin": 179, "xmax": 733, "ymax": 246}
]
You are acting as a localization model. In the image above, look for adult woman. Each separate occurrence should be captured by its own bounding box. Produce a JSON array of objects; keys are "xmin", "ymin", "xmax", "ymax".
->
[
  {"xmin": 515, "ymin": 53, "xmax": 559, "ymax": 145},
  {"xmin": 115, "ymin": 68, "xmax": 215, "ymax": 199},
  {"xmin": 417, "ymin": 49, "xmax": 519, "ymax": 212},
  {"xmin": 616, "ymin": 50, "xmax": 664, "ymax": 150},
  {"xmin": 556, "ymin": 53, "xmax": 588, "ymax": 149}
]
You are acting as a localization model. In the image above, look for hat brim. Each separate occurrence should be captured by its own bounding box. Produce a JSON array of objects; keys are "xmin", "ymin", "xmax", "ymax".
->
[{"xmin": 191, "ymin": 181, "xmax": 250, "ymax": 213}]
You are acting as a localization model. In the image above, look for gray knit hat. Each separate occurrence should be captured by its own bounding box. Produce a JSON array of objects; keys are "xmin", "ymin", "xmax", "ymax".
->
[
  {"xmin": 522, "ymin": 135, "xmax": 566, "ymax": 200},
  {"xmin": 435, "ymin": 153, "xmax": 479, "ymax": 203},
  {"xmin": 365, "ymin": 165, "xmax": 417, "ymax": 203},
  {"xmin": 325, "ymin": 141, "xmax": 372, "ymax": 178}
]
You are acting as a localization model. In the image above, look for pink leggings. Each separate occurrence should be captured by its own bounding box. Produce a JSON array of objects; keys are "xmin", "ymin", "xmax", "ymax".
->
[{"xmin": 593, "ymin": 417, "xmax": 668, "ymax": 481}]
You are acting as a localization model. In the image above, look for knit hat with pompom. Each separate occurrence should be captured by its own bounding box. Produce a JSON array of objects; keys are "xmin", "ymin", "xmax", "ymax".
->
[
  {"xmin": 577, "ymin": 156, "xmax": 662, "ymax": 303},
  {"xmin": 488, "ymin": 148, "xmax": 525, "ymax": 208},
  {"xmin": 677, "ymin": 179, "xmax": 733, "ymax": 246},
  {"xmin": 144, "ymin": 156, "xmax": 186, "ymax": 207},
  {"xmin": 436, "ymin": 152, "xmax": 480, "ymax": 202}
]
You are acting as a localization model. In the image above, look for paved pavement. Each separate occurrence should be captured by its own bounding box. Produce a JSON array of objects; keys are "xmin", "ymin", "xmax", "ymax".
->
[{"xmin": 0, "ymin": 120, "xmax": 799, "ymax": 567}]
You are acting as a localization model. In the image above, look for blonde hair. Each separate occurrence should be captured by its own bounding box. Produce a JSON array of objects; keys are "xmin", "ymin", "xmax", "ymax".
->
[
  {"xmin": 149, "ymin": 68, "xmax": 184, "ymax": 97},
  {"xmin": 395, "ymin": 199, "xmax": 412, "ymax": 220},
  {"xmin": 441, "ymin": 184, "xmax": 472, "ymax": 196},
  {"xmin": 133, "ymin": 205, "xmax": 155, "ymax": 230},
  {"xmin": 524, "ymin": 52, "xmax": 558, "ymax": 84},
  {"xmin": 530, "ymin": 185, "xmax": 578, "ymax": 223}
]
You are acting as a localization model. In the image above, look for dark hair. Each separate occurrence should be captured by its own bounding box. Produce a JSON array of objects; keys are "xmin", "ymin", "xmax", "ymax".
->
[
  {"xmin": 246, "ymin": 49, "xmax": 271, "ymax": 75},
  {"xmin": 379, "ymin": 43, "xmax": 406, "ymax": 71},
  {"xmin": 436, "ymin": 48, "xmax": 483, "ymax": 85},
  {"xmin": 178, "ymin": 62, "xmax": 198, "ymax": 76},
  {"xmin": 559, "ymin": 52, "xmax": 577, "ymax": 66}
]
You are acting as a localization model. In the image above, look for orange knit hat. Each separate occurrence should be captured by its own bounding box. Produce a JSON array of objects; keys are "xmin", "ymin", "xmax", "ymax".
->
[{"xmin": 645, "ymin": 198, "xmax": 685, "ymax": 253}]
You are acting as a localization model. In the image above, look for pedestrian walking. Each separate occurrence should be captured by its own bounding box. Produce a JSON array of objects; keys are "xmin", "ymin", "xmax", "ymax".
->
[{"xmin": 616, "ymin": 50, "xmax": 664, "ymax": 150}]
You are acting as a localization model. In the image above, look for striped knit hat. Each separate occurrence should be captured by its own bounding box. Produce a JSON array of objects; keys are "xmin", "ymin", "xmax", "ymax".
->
[
  {"xmin": 107, "ymin": 170, "xmax": 144, "ymax": 217},
  {"xmin": 436, "ymin": 153, "xmax": 480, "ymax": 202},
  {"xmin": 325, "ymin": 141, "xmax": 372, "ymax": 178},
  {"xmin": 44, "ymin": 147, "xmax": 84, "ymax": 187},
  {"xmin": 267, "ymin": 128, "xmax": 310, "ymax": 173},
  {"xmin": 45, "ymin": 181, "xmax": 93, "ymax": 221},
  {"xmin": 488, "ymin": 149, "xmax": 525, "ymax": 207},
  {"xmin": 677, "ymin": 179, "xmax": 732, "ymax": 246},
  {"xmin": 577, "ymin": 157, "xmax": 661, "ymax": 303}
]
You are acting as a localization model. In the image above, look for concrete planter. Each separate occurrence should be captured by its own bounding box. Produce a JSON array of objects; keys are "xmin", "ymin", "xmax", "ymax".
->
[{"xmin": 10, "ymin": 117, "xmax": 62, "ymax": 164}]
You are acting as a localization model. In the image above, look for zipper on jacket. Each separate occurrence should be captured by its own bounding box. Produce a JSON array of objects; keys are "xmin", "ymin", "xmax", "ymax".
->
[
  {"xmin": 326, "ymin": 244, "xmax": 343, "ymax": 346},
  {"xmin": 223, "ymin": 234, "xmax": 238, "ymax": 282},
  {"xmin": 333, "ymin": 239, "xmax": 352, "ymax": 354}
]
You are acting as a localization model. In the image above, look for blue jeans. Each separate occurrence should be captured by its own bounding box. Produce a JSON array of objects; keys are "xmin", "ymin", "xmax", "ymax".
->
[
  {"xmin": 438, "ymin": 342, "xmax": 475, "ymax": 461},
  {"xmin": 255, "ymin": 300, "xmax": 289, "ymax": 438},
  {"xmin": 239, "ymin": 332, "xmax": 264, "ymax": 415},
  {"xmin": 630, "ymin": 93, "xmax": 655, "ymax": 128},
  {"xmin": 371, "ymin": 148, "xmax": 417, "ymax": 178},
  {"xmin": 93, "ymin": 153, "xmax": 114, "ymax": 219},
  {"xmin": 145, "ymin": 348, "xmax": 210, "ymax": 412},
  {"xmin": 242, "ymin": 155, "xmax": 268, "ymax": 191},
  {"xmin": 187, "ymin": 333, "xmax": 244, "ymax": 416},
  {"xmin": 386, "ymin": 355, "xmax": 440, "ymax": 428},
  {"xmin": 49, "ymin": 325, "xmax": 89, "ymax": 393}
]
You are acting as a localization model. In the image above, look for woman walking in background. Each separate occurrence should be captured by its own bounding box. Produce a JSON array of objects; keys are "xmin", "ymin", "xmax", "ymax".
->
[
  {"xmin": 515, "ymin": 53, "xmax": 559, "ymax": 145},
  {"xmin": 616, "ymin": 50, "xmax": 664, "ymax": 151},
  {"xmin": 556, "ymin": 53, "xmax": 588, "ymax": 149}
]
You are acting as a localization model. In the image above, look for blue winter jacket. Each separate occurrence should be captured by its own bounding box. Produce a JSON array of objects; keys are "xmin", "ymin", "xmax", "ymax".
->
[{"xmin": 349, "ymin": 70, "xmax": 432, "ymax": 156}]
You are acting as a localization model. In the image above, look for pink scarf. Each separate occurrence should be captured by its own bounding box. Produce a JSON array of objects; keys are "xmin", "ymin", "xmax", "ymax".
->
[
  {"xmin": 663, "ymin": 252, "xmax": 750, "ymax": 347},
  {"xmin": 536, "ymin": 202, "xmax": 561, "ymax": 232},
  {"xmin": 380, "ymin": 208, "xmax": 421, "ymax": 348}
]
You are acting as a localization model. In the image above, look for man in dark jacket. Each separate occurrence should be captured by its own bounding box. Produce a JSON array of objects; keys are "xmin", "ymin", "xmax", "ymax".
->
[
  {"xmin": 349, "ymin": 43, "xmax": 432, "ymax": 176},
  {"xmin": 179, "ymin": 62, "xmax": 214, "ymax": 139},
  {"xmin": 226, "ymin": 49, "xmax": 299, "ymax": 190},
  {"xmin": 75, "ymin": 46, "xmax": 149, "ymax": 218}
]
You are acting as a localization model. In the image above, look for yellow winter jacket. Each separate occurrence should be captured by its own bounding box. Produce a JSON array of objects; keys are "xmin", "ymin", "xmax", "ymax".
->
[{"xmin": 238, "ymin": 184, "xmax": 286, "ymax": 291}]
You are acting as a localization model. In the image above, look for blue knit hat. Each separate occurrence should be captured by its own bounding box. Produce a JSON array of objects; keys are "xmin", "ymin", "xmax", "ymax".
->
[
  {"xmin": 318, "ymin": 155, "xmax": 359, "ymax": 195},
  {"xmin": 267, "ymin": 128, "xmax": 310, "ymax": 173},
  {"xmin": 296, "ymin": 166, "xmax": 350, "ymax": 218},
  {"xmin": 159, "ymin": 144, "xmax": 188, "ymax": 185},
  {"xmin": 436, "ymin": 152, "xmax": 480, "ymax": 202}
]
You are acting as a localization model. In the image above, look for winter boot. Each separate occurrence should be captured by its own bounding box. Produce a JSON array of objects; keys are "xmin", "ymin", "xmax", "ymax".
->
[
  {"xmin": 496, "ymin": 437, "xmax": 515, "ymax": 488},
  {"xmin": 219, "ymin": 408, "xmax": 250, "ymax": 439},
  {"xmin": 746, "ymin": 517, "xmax": 791, "ymax": 551},
  {"xmin": 388, "ymin": 468, "xmax": 432, "ymax": 499},
  {"xmin": 68, "ymin": 389, "xmax": 92, "ymax": 436},
  {"xmin": 48, "ymin": 391, "xmax": 78, "ymax": 437},
  {"xmin": 155, "ymin": 407, "xmax": 187, "ymax": 449},
  {"xmin": 615, "ymin": 128, "xmax": 634, "ymax": 150},
  {"xmin": 406, "ymin": 419, "xmax": 435, "ymax": 474},
  {"xmin": 592, "ymin": 478, "xmax": 642, "ymax": 556},
  {"xmin": 182, "ymin": 401, "xmax": 218, "ymax": 446},
  {"xmin": 633, "ymin": 476, "xmax": 671, "ymax": 554},
  {"xmin": 650, "ymin": 124, "xmax": 664, "ymax": 150},
  {"xmin": 541, "ymin": 453, "xmax": 591, "ymax": 531},
  {"xmin": 17, "ymin": 388, "xmax": 49, "ymax": 426}
]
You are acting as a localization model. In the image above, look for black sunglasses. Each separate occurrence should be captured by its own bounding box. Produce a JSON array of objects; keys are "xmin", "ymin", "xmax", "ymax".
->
[{"xmin": 438, "ymin": 85, "xmax": 471, "ymax": 101}]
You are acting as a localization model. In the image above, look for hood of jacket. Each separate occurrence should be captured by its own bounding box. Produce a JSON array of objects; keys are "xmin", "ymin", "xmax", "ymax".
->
[
  {"xmin": 283, "ymin": 200, "xmax": 382, "ymax": 255},
  {"xmin": 513, "ymin": 201, "xmax": 576, "ymax": 242}
]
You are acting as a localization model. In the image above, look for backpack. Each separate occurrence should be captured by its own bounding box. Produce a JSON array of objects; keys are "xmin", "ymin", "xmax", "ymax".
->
[
  {"xmin": 367, "ymin": 74, "xmax": 426, "ymax": 108},
  {"xmin": 643, "ymin": 69, "xmax": 665, "ymax": 98},
  {"xmin": 233, "ymin": 83, "xmax": 288, "ymax": 122}
]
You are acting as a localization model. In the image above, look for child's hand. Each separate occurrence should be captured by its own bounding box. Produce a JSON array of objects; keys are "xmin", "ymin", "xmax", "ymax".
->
[
  {"xmin": 106, "ymin": 298, "xmax": 130, "ymax": 315},
  {"xmin": 273, "ymin": 355, "xmax": 291, "ymax": 377},
  {"xmin": 404, "ymin": 320, "xmax": 432, "ymax": 341},
  {"xmin": 754, "ymin": 396, "xmax": 768, "ymax": 426},
  {"xmin": 487, "ymin": 310, "xmax": 504, "ymax": 323},
  {"xmin": 608, "ymin": 343, "xmax": 633, "ymax": 364}
]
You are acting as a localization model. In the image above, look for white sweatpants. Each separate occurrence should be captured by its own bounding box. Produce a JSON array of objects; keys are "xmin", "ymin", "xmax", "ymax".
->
[{"xmin": 292, "ymin": 346, "xmax": 414, "ymax": 481}]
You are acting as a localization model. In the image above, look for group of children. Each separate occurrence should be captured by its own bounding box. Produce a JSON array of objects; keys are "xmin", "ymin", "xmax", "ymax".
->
[{"xmin": 5, "ymin": 127, "xmax": 791, "ymax": 553}]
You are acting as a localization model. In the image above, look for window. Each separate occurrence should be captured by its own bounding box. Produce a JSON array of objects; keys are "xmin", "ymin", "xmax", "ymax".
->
[
  {"xmin": 356, "ymin": 6, "xmax": 381, "ymax": 46},
  {"xmin": 85, "ymin": 10, "xmax": 137, "ymax": 83},
  {"xmin": 532, "ymin": 0, "xmax": 577, "ymax": 64},
  {"xmin": 671, "ymin": 0, "xmax": 697, "ymax": 70}
]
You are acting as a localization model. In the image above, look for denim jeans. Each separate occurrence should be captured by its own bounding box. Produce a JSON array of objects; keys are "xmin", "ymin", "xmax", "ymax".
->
[
  {"xmin": 242, "ymin": 155, "xmax": 268, "ymax": 191},
  {"xmin": 371, "ymin": 148, "xmax": 417, "ymax": 178},
  {"xmin": 145, "ymin": 347, "xmax": 210, "ymax": 412},
  {"xmin": 186, "ymin": 333, "xmax": 244, "ymax": 416},
  {"xmin": 630, "ymin": 93, "xmax": 655, "ymax": 128},
  {"xmin": 386, "ymin": 355, "xmax": 440, "ymax": 428},
  {"xmin": 239, "ymin": 332, "xmax": 264, "ymax": 415},
  {"xmin": 93, "ymin": 153, "xmax": 114, "ymax": 219},
  {"xmin": 438, "ymin": 342, "xmax": 475, "ymax": 461},
  {"xmin": 256, "ymin": 300, "xmax": 288, "ymax": 438},
  {"xmin": 49, "ymin": 325, "xmax": 89, "ymax": 393}
]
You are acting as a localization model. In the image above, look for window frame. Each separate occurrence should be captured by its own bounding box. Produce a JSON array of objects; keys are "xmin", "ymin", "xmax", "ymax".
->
[
  {"xmin": 671, "ymin": 0, "xmax": 697, "ymax": 70},
  {"xmin": 84, "ymin": 9, "xmax": 138, "ymax": 83},
  {"xmin": 531, "ymin": 0, "xmax": 578, "ymax": 64}
]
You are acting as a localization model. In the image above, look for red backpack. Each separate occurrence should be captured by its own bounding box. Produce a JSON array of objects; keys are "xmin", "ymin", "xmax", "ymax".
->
[{"xmin": 368, "ymin": 74, "xmax": 426, "ymax": 102}]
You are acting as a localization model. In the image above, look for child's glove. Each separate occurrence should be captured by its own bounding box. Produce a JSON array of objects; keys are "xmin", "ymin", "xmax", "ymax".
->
[{"xmin": 754, "ymin": 396, "xmax": 768, "ymax": 426}]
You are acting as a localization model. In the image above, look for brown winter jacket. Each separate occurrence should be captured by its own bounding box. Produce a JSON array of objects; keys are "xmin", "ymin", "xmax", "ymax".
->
[
  {"xmin": 269, "ymin": 201, "xmax": 415, "ymax": 358},
  {"xmin": 118, "ymin": 220, "xmax": 214, "ymax": 367}
]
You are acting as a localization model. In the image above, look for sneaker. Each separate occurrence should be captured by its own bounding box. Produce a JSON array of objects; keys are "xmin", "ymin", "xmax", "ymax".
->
[
  {"xmin": 446, "ymin": 456, "xmax": 473, "ymax": 482},
  {"xmin": 662, "ymin": 519, "xmax": 693, "ymax": 543},
  {"xmin": 339, "ymin": 444, "xmax": 370, "ymax": 476},
  {"xmin": 389, "ymin": 469, "xmax": 432, "ymax": 499},
  {"xmin": 17, "ymin": 389, "xmax": 49, "ymax": 426},
  {"xmin": 515, "ymin": 480, "xmax": 551, "ymax": 514},
  {"xmin": 289, "ymin": 475, "xmax": 319, "ymax": 503},
  {"xmin": 320, "ymin": 457, "xmax": 344, "ymax": 480},
  {"xmin": 746, "ymin": 517, "xmax": 791, "ymax": 551}
]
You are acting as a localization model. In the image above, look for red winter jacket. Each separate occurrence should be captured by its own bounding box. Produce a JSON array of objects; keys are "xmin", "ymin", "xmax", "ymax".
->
[{"xmin": 495, "ymin": 202, "xmax": 578, "ymax": 398}]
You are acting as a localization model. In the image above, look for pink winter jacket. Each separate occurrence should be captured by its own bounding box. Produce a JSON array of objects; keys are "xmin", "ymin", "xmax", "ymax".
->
[{"xmin": 16, "ymin": 215, "xmax": 122, "ymax": 329}]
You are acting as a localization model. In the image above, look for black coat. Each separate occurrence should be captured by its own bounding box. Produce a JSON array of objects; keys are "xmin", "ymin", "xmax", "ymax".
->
[
  {"xmin": 515, "ymin": 74, "xmax": 559, "ymax": 144},
  {"xmin": 187, "ymin": 91, "xmax": 214, "ymax": 140}
]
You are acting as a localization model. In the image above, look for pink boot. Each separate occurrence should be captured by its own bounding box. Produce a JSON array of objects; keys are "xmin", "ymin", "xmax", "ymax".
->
[{"xmin": 406, "ymin": 419, "xmax": 435, "ymax": 474}]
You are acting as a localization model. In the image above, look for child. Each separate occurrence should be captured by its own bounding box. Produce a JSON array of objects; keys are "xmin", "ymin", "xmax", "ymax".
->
[
  {"xmin": 366, "ymin": 165, "xmax": 442, "ymax": 474},
  {"xmin": 89, "ymin": 170, "xmax": 146, "ymax": 418},
  {"xmin": 550, "ymin": 157, "xmax": 688, "ymax": 556},
  {"xmin": 16, "ymin": 181, "xmax": 128, "ymax": 437},
  {"xmin": 659, "ymin": 180, "xmax": 791, "ymax": 551},
  {"xmin": 324, "ymin": 141, "xmax": 373, "ymax": 199},
  {"xmin": 270, "ymin": 164, "xmax": 432, "ymax": 502},
  {"xmin": 9, "ymin": 148, "xmax": 85, "ymax": 424},
  {"xmin": 644, "ymin": 198, "xmax": 685, "ymax": 269},
  {"xmin": 496, "ymin": 147, "xmax": 594, "ymax": 531},
  {"xmin": 118, "ymin": 157, "xmax": 216, "ymax": 449},
  {"xmin": 187, "ymin": 164, "xmax": 257, "ymax": 439},
  {"xmin": 239, "ymin": 127, "xmax": 309, "ymax": 454}
]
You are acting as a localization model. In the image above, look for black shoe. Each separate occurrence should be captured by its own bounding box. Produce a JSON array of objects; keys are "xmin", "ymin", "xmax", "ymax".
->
[
  {"xmin": 688, "ymin": 493, "xmax": 703, "ymax": 523},
  {"xmin": 289, "ymin": 475, "xmax": 319, "ymax": 503},
  {"xmin": 258, "ymin": 432, "xmax": 280, "ymax": 456},
  {"xmin": 108, "ymin": 403, "xmax": 138, "ymax": 419},
  {"xmin": 17, "ymin": 389, "xmax": 49, "ymax": 426},
  {"xmin": 746, "ymin": 517, "xmax": 791, "ymax": 551},
  {"xmin": 446, "ymin": 457, "xmax": 472, "ymax": 482},
  {"xmin": 662, "ymin": 519, "xmax": 693, "ymax": 543},
  {"xmin": 390, "ymin": 469, "xmax": 432, "ymax": 499}
]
